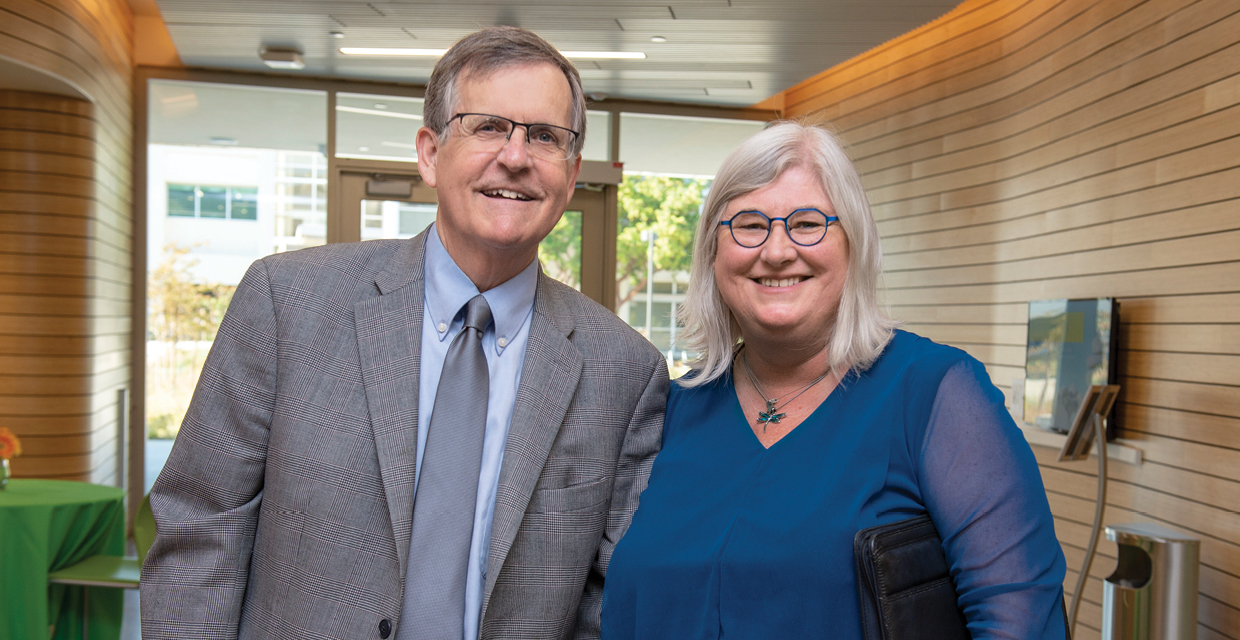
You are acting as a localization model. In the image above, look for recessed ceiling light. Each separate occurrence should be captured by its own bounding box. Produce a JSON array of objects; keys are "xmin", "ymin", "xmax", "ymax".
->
[
  {"xmin": 339, "ymin": 47, "xmax": 644, "ymax": 60},
  {"xmin": 336, "ymin": 105, "xmax": 422, "ymax": 120},
  {"xmin": 330, "ymin": 31, "xmax": 345, "ymax": 39},
  {"xmin": 373, "ymin": 103, "xmax": 388, "ymax": 109},
  {"xmin": 650, "ymin": 36, "xmax": 667, "ymax": 43},
  {"xmin": 260, "ymin": 48, "xmax": 305, "ymax": 69},
  {"xmin": 359, "ymin": 146, "xmax": 369, "ymax": 152}
]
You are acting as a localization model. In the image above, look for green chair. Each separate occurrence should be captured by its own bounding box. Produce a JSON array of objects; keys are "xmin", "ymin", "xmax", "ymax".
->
[{"xmin": 47, "ymin": 494, "xmax": 155, "ymax": 637}]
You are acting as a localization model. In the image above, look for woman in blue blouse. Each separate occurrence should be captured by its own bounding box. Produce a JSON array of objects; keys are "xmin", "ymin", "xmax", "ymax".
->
[{"xmin": 602, "ymin": 122, "xmax": 1067, "ymax": 639}]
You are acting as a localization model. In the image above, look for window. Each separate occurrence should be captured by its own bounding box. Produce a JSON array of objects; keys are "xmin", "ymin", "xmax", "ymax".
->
[
  {"xmin": 167, "ymin": 184, "xmax": 196, "ymax": 216},
  {"xmin": 231, "ymin": 187, "xmax": 258, "ymax": 220},
  {"xmin": 166, "ymin": 183, "xmax": 260, "ymax": 221}
]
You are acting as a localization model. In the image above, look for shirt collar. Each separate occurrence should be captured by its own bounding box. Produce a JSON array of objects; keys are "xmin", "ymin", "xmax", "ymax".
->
[{"xmin": 424, "ymin": 224, "xmax": 537, "ymax": 354}]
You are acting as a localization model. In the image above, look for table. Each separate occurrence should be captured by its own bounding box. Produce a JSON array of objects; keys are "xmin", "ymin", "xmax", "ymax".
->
[{"xmin": 0, "ymin": 479, "xmax": 125, "ymax": 640}]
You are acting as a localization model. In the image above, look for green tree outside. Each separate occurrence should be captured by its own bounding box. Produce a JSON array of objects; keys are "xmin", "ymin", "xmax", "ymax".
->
[
  {"xmin": 146, "ymin": 244, "xmax": 235, "ymax": 439},
  {"xmin": 614, "ymin": 174, "xmax": 710, "ymax": 309},
  {"xmin": 537, "ymin": 210, "xmax": 583, "ymax": 289}
]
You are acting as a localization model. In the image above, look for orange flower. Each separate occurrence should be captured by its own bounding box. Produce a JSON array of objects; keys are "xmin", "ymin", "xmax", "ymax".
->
[{"xmin": 0, "ymin": 427, "xmax": 21, "ymax": 460}]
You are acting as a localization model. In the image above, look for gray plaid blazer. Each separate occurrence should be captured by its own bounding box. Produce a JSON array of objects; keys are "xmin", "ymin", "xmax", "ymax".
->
[{"xmin": 140, "ymin": 230, "xmax": 668, "ymax": 640}]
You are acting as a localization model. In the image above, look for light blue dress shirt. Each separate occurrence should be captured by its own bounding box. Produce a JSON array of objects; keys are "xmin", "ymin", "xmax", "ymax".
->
[{"xmin": 415, "ymin": 225, "xmax": 537, "ymax": 640}]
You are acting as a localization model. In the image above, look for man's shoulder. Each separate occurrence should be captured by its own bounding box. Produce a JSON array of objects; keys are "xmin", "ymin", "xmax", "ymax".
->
[
  {"xmin": 260, "ymin": 238, "xmax": 408, "ymax": 278},
  {"xmin": 239, "ymin": 238, "xmax": 421, "ymax": 311}
]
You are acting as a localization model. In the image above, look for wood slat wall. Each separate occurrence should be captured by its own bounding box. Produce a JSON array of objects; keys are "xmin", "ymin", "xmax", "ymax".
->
[
  {"xmin": 779, "ymin": 0, "xmax": 1239, "ymax": 636},
  {"xmin": 0, "ymin": 0, "xmax": 133, "ymax": 484}
]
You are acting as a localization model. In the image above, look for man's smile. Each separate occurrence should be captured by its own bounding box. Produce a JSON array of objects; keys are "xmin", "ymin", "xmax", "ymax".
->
[{"xmin": 482, "ymin": 188, "xmax": 534, "ymax": 201}]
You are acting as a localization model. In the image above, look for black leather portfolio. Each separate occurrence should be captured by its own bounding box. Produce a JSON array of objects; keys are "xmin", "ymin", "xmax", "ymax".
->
[{"xmin": 853, "ymin": 515, "xmax": 970, "ymax": 640}]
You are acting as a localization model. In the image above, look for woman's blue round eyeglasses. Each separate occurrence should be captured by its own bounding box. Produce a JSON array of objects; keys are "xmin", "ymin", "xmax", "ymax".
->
[{"xmin": 719, "ymin": 208, "xmax": 838, "ymax": 248}]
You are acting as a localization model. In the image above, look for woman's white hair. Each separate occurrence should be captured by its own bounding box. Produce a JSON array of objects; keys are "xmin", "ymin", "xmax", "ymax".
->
[{"xmin": 677, "ymin": 120, "xmax": 898, "ymax": 387}]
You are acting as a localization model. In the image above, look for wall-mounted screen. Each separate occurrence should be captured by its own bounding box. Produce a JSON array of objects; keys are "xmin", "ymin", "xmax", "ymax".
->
[{"xmin": 1024, "ymin": 298, "xmax": 1120, "ymax": 436}]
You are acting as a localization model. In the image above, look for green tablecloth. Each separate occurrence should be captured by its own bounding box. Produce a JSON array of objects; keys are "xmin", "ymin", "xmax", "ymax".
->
[{"xmin": 0, "ymin": 479, "xmax": 125, "ymax": 640}]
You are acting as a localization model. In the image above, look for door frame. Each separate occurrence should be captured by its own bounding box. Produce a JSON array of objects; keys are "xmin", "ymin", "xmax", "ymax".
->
[{"xmin": 332, "ymin": 158, "xmax": 615, "ymax": 308}]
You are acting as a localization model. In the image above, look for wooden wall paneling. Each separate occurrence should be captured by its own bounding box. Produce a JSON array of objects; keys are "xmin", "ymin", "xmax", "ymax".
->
[
  {"xmin": 850, "ymin": 8, "xmax": 1237, "ymax": 213},
  {"xmin": 1041, "ymin": 461, "xmax": 1240, "ymax": 629},
  {"xmin": 1123, "ymin": 350, "xmax": 1238, "ymax": 387},
  {"xmin": 0, "ymin": 168, "xmax": 102, "ymax": 198},
  {"xmin": 0, "ymin": 150, "xmax": 96, "ymax": 178},
  {"xmin": 0, "ymin": 368, "xmax": 129, "ymax": 401},
  {"xmin": 885, "ymin": 199, "xmax": 1240, "ymax": 274},
  {"xmin": 869, "ymin": 83, "xmax": 1240, "ymax": 216},
  {"xmin": 844, "ymin": 0, "xmax": 1223, "ymax": 165},
  {"xmin": 1122, "ymin": 322, "xmax": 1240, "ymax": 356},
  {"xmin": 778, "ymin": 0, "xmax": 1240, "ymax": 633},
  {"xmin": 879, "ymin": 165, "xmax": 1240, "ymax": 256},
  {"xmin": 933, "ymin": 5, "xmax": 1240, "ymax": 159},
  {"xmin": 1042, "ymin": 460, "xmax": 1240, "ymax": 551},
  {"xmin": 1119, "ymin": 403, "xmax": 1240, "ymax": 449},
  {"xmin": 0, "ymin": 0, "xmax": 133, "ymax": 487},
  {"xmin": 885, "ymin": 264, "xmax": 1240, "ymax": 310},
  {"xmin": 1124, "ymin": 378, "xmax": 1240, "ymax": 419},
  {"xmin": 885, "ymin": 229, "xmax": 1240, "ymax": 290},
  {"xmin": 787, "ymin": 0, "xmax": 1056, "ymax": 122},
  {"xmin": 875, "ymin": 0, "xmax": 1186, "ymax": 154},
  {"xmin": 898, "ymin": 321, "xmax": 1026, "ymax": 346},
  {"xmin": 826, "ymin": 0, "xmax": 1171, "ymax": 158},
  {"xmin": 0, "ymin": 0, "xmax": 132, "ymax": 126},
  {"xmin": 1121, "ymin": 293, "xmax": 1240, "ymax": 324}
]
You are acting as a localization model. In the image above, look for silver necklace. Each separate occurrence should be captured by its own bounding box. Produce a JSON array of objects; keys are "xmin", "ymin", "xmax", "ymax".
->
[{"xmin": 740, "ymin": 351, "xmax": 832, "ymax": 432}]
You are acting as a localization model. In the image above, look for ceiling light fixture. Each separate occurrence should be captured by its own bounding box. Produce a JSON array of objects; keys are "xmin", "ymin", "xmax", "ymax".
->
[
  {"xmin": 339, "ymin": 48, "xmax": 644, "ymax": 60},
  {"xmin": 260, "ymin": 48, "xmax": 305, "ymax": 69},
  {"xmin": 650, "ymin": 36, "xmax": 667, "ymax": 43},
  {"xmin": 336, "ymin": 105, "xmax": 422, "ymax": 120},
  {"xmin": 330, "ymin": 31, "xmax": 346, "ymax": 39}
]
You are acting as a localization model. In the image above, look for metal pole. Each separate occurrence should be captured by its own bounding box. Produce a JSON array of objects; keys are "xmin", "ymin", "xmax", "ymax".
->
[
  {"xmin": 641, "ymin": 230, "xmax": 655, "ymax": 336},
  {"xmin": 668, "ymin": 279, "xmax": 677, "ymax": 361},
  {"xmin": 1067, "ymin": 412, "xmax": 1109, "ymax": 636}
]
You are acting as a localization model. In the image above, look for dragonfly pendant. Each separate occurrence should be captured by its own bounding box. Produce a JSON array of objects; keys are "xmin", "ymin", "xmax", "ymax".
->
[{"xmin": 756, "ymin": 399, "xmax": 785, "ymax": 430}]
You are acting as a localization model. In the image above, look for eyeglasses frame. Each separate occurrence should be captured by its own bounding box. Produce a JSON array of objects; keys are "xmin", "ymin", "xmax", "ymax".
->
[
  {"xmin": 718, "ymin": 208, "xmax": 839, "ymax": 248},
  {"xmin": 449, "ymin": 112, "xmax": 580, "ymax": 159}
]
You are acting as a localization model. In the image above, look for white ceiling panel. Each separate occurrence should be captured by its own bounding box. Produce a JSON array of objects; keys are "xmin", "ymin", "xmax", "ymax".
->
[{"xmin": 151, "ymin": 0, "xmax": 964, "ymax": 106}]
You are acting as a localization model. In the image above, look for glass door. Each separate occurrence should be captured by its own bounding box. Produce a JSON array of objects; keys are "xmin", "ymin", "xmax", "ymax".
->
[
  {"xmin": 337, "ymin": 169, "xmax": 439, "ymax": 242},
  {"xmin": 337, "ymin": 170, "xmax": 609, "ymax": 306},
  {"xmin": 144, "ymin": 80, "xmax": 328, "ymax": 493}
]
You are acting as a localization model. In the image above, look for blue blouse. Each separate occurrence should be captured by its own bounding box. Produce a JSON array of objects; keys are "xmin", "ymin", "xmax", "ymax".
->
[{"xmin": 602, "ymin": 330, "xmax": 1067, "ymax": 639}]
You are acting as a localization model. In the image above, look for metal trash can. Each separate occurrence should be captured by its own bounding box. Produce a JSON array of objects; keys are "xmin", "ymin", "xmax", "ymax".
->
[{"xmin": 1102, "ymin": 522, "xmax": 1199, "ymax": 640}]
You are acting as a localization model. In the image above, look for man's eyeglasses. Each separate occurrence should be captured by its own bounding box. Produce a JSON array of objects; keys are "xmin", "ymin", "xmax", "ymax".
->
[
  {"xmin": 450, "ymin": 113, "xmax": 580, "ymax": 161},
  {"xmin": 719, "ymin": 208, "xmax": 838, "ymax": 248}
]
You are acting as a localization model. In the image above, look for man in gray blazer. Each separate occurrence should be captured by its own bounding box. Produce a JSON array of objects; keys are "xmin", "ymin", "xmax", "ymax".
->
[{"xmin": 141, "ymin": 27, "xmax": 667, "ymax": 640}]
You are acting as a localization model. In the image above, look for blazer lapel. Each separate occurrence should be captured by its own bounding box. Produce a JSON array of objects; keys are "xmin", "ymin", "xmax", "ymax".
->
[
  {"xmin": 481, "ymin": 275, "xmax": 584, "ymax": 614},
  {"xmin": 355, "ymin": 231, "xmax": 429, "ymax": 577}
]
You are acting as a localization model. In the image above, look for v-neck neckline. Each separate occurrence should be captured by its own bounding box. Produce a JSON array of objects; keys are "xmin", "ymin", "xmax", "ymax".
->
[{"xmin": 727, "ymin": 371, "xmax": 840, "ymax": 451}]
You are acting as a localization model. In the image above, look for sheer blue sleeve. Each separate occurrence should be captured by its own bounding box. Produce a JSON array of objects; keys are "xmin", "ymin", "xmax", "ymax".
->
[{"xmin": 917, "ymin": 359, "xmax": 1068, "ymax": 640}]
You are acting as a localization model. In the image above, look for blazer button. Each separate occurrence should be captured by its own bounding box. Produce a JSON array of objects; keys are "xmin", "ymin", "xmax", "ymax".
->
[{"xmin": 378, "ymin": 619, "xmax": 392, "ymax": 638}]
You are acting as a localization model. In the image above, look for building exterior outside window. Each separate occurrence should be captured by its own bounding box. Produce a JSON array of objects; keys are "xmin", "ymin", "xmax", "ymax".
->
[{"xmin": 167, "ymin": 184, "xmax": 258, "ymax": 220}]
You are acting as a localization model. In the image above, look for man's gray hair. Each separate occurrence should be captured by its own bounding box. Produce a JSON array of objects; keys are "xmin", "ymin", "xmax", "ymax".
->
[
  {"xmin": 424, "ymin": 26, "xmax": 587, "ymax": 158},
  {"xmin": 677, "ymin": 121, "xmax": 898, "ymax": 387}
]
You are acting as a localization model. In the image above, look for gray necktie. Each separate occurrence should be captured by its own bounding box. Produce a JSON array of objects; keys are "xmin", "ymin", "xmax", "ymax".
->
[{"xmin": 399, "ymin": 294, "xmax": 492, "ymax": 640}]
